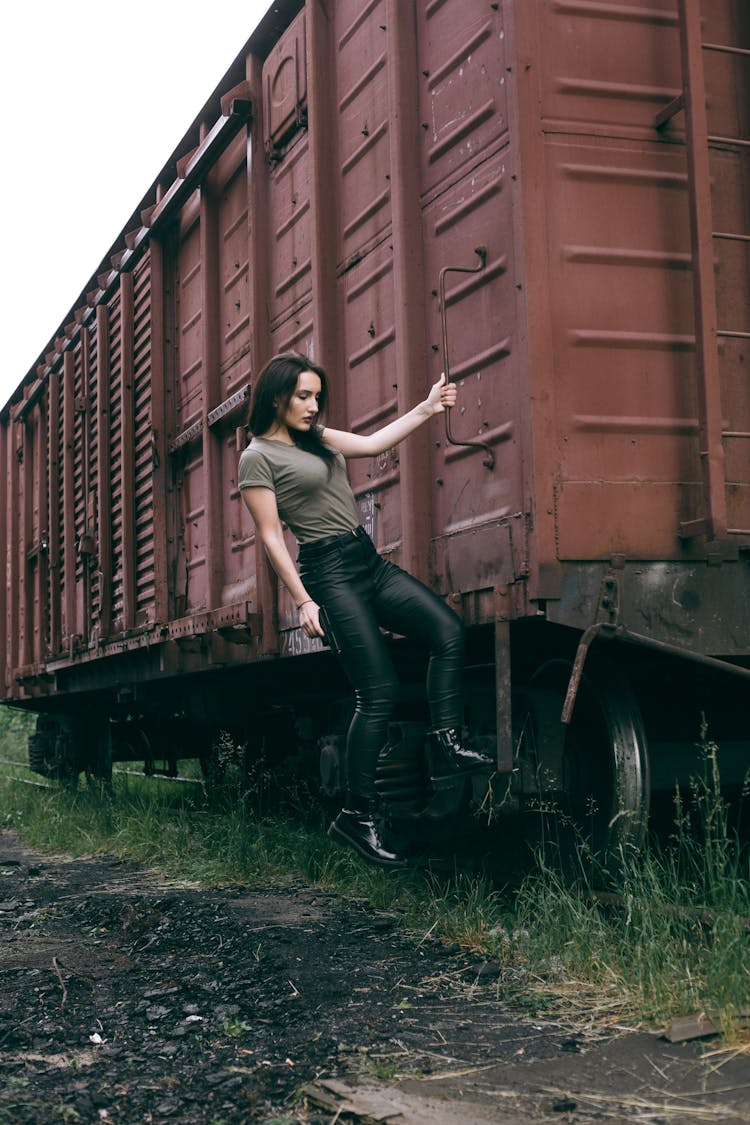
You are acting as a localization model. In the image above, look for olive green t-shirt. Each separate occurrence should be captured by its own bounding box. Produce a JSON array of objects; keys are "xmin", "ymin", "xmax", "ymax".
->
[{"xmin": 238, "ymin": 434, "xmax": 360, "ymax": 544}]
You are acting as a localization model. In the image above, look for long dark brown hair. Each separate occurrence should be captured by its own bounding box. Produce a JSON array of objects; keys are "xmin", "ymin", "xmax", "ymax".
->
[{"xmin": 247, "ymin": 351, "xmax": 337, "ymax": 468}]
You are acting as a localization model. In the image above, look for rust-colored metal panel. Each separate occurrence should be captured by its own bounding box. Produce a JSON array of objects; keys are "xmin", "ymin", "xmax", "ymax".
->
[
  {"xmin": 172, "ymin": 202, "xmax": 207, "ymax": 616},
  {"xmin": 417, "ymin": 0, "xmax": 509, "ymax": 193},
  {"xmin": 546, "ymin": 138, "xmax": 701, "ymax": 557},
  {"xmin": 540, "ymin": 0, "xmax": 682, "ymax": 135},
  {"xmin": 175, "ymin": 198, "xmax": 205, "ymax": 437},
  {"xmin": 168, "ymin": 128, "xmax": 257, "ymax": 618},
  {"xmin": 264, "ymin": 10, "xmax": 313, "ymax": 333},
  {"xmin": 338, "ymin": 242, "xmax": 399, "ymax": 538},
  {"xmin": 383, "ymin": 0, "xmax": 431, "ymax": 582},
  {"xmin": 515, "ymin": 0, "xmax": 750, "ymax": 565},
  {"xmin": 701, "ymin": 1, "xmax": 750, "ymax": 537},
  {"xmin": 266, "ymin": 137, "xmax": 313, "ymax": 340},
  {"xmin": 677, "ymin": 0, "xmax": 728, "ymax": 538},
  {"xmin": 334, "ymin": 0, "xmax": 393, "ymax": 262},
  {"xmin": 174, "ymin": 443, "xmax": 207, "ymax": 617},
  {"xmin": 422, "ymin": 148, "xmax": 522, "ymax": 595},
  {"xmin": 0, "ymin": 416, "xmax": 6, "ymax": 696},
  {"xmin": 215, "ymin": 132, "xmax": 252, "ymax": 397},
  {"xmin": 263, "ymin": 8, "xmax": 307, "ymax": 155},
  {"xmin": 213, "ymin": 134, "xmax": 255, "ymax": 610},
  {"xmin": 237, "ymin": 53, "xmax": 271, "ymax": 634}
]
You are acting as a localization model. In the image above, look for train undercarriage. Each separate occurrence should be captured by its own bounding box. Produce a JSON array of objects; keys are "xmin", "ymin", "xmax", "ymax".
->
[{"xmin": 12, "ymin": 611, "xmax": 750, "ymax": 864}]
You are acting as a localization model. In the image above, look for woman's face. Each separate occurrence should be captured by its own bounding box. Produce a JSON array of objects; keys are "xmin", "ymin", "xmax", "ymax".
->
[{"xmin": 281, "ymin": 370, "xmax": 322, "ymax": 432}]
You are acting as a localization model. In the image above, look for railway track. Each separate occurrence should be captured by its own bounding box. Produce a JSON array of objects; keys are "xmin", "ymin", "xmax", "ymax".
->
[
  {"xmin": 0, "ymin": 758, "xmax": 204, "ymax": 788},
  {"xmin": 1, "ymin": 777, "xmax": 55, "ymax": 790},
  {"xmin": 112, "ymin": 767, "xmax": 204, "ymax": 785}
]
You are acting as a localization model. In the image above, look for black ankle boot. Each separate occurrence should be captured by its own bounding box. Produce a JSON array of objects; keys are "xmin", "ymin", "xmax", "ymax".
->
[
  {"xmin": 328, "ymin": 797, "xmax": 407, "ymax": 868},
  {"xmin": 419, "ymin": 731, "xmax": 494, "ymax": 820},
  {"xmin": 427, "ymin": 728, "xmax": 494, "ymax": 783}
]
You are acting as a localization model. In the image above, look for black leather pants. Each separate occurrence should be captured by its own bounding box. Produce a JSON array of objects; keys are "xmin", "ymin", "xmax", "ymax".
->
[{"xmin": 298, "ymin": 527, "xmax": 464, "ymax": 798}]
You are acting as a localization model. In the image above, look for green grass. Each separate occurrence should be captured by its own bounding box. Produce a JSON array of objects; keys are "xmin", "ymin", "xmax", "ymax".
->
[
  {"xmin": 0, "ymin": 707, "xmax": 35, "ymax": 762},
  {"xmin": 506, "ymin": 732, "xmax": 750, "ymax": 1037},
  {"xmin": 1, "ymin": 707, "xmax": 749, "ymax": 1043}
]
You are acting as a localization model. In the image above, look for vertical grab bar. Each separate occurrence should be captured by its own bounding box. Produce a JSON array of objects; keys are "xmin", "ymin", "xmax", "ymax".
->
[{"xmin": 438, "ymin": 247, "xmax": 495, "ymax": 470}]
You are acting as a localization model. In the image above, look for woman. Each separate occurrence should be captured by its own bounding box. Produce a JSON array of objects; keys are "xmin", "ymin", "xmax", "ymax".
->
[{"xmin": 239, "ymin": 352, "xmax": 491, "ymax": 868}]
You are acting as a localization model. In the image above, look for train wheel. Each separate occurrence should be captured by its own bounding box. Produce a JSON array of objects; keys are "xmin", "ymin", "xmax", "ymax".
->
[
  {"xmin": 514, "ymin": 657, "xmax": 649, "ymax": 866},
  {"xmin": 27, "ymin": 716, "xmax": 80, "ymax": 783}
]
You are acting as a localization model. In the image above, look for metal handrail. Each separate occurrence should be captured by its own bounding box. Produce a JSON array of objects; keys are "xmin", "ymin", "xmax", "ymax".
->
[{"xmin": 438, "ymin": 247, "xmax": 495, "ymax": 469}]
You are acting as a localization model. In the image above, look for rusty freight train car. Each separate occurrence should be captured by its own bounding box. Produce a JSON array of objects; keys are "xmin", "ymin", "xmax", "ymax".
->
[{"xmin": 1, "ymin": 0, "xmax": 749, "ymax": 852}]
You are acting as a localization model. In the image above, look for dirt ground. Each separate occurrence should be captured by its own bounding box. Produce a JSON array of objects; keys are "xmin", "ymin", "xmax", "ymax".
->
[{"xmin": 1, "ymin": 828, "xmax": 749, "ymax": 1125}]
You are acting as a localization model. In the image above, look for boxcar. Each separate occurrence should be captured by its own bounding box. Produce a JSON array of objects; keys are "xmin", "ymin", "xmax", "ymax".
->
[{"xmin": 1, "ymin": 0, "xmax": 749, "ymax": 852}]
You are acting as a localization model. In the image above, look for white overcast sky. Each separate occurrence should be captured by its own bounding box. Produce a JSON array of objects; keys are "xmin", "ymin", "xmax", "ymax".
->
[{"xmin": 0, "ymin": 1, "xmax": 270, "ymax": 410}]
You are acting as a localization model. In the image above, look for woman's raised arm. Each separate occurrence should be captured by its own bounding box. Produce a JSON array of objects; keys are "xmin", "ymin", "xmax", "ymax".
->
[{"xmin": 321, "ymin": 373, "xmax": 456, "ymax": 458}]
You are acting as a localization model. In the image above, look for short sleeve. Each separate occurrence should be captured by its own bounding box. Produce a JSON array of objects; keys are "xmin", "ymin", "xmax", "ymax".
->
[{"xmin": 238, "ymin": 445, "xmax": 275, "ymax": 491}]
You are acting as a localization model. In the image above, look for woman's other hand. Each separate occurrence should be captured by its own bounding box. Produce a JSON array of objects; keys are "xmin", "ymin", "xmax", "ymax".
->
[
  {"xmin": 298, "ymin": 599, "xmax": 324, "ymax": 638},
  {"xmin": 426, "ymin": 372, "xmax": 457, "ymax": 414}
]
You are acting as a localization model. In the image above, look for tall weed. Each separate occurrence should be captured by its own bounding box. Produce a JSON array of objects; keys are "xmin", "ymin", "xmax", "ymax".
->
[{"xmin": 512, "ymin": 723, "xmax": 750, "ymax": 1034}]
